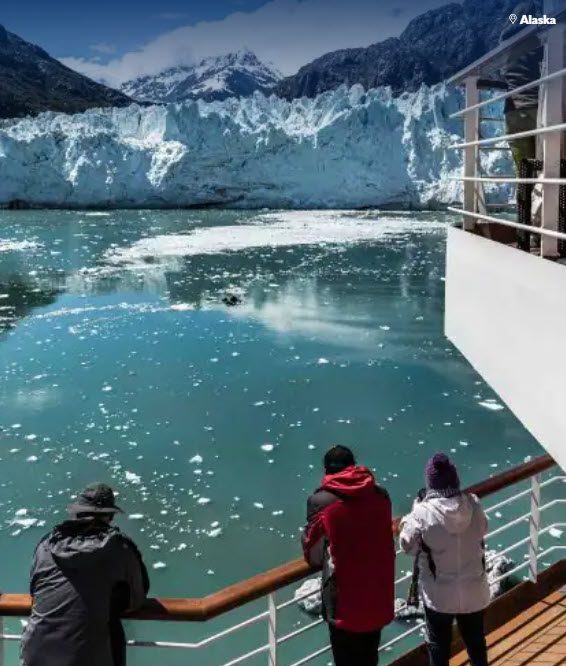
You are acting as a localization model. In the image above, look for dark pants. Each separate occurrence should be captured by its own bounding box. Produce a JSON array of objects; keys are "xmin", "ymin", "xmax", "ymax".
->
[
  {"xmin": 505, "ymin": 107, "xmax": 538, "ymax": 172},
  {"xmin": 329, "ymin": 625, "xmax": 381, "ymax": 666},
  {"xmin": 424, "ymin": 606, "xmax": 487, "ymax": 666}
]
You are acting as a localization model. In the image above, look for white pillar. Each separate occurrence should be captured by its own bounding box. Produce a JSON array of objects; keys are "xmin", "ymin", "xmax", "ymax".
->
[
  {"xmin": 463, "ymin": 77, "xmax": 480, "ymax": 231},
  {"xmin": 541, "ymin": 26, "xmax": 564, "ymax": 257},
  {"xmin": 528, "ymin": 474, "xmax": 541, "ymax": 583},
  {"xmin": 267, "ymin": 593, "xmax": 277, "ymax": 666}
]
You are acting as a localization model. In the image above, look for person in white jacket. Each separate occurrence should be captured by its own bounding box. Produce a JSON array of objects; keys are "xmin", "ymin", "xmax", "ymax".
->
[{"xmin": 399, "ymin": 454, "xmax": 489, "ymax": 666}]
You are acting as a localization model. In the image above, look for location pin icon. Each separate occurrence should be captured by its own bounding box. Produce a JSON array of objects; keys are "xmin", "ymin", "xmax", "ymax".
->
[{"xmin": 509, "ymin": 13, "xmax": 518, "ymax": 23}]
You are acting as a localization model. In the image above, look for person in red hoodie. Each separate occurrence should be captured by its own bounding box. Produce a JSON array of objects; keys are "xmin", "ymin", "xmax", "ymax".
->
[{"xmin": 302, "ymin": 445, "xmax": 395, "ymax": 666}]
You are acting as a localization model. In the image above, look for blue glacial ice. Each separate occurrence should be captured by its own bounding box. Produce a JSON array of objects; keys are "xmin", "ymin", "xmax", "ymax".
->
[{"xmin": 0, "ymin": 84, "xmax": 511, "ymax": 209}]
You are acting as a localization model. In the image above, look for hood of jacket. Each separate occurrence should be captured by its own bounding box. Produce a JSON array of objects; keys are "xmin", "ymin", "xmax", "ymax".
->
[
  {"xmin": 47, "ymin": 518, "xmax": 121, "ymax": 570},
  {"xmin": 321, "ymin": 465, "xmax": 376, "ymax": 498},
  {"xmin": 421, "ymin": 493, "xmax": 475, "ymax": 535}
]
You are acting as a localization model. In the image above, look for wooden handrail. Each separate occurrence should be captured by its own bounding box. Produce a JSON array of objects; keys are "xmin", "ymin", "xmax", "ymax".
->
[{"xmin": 0, "ymin": 454, "xmax": 555, "ymax": 622}]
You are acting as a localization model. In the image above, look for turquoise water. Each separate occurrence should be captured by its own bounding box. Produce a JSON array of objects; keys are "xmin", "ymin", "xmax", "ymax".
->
[{"xmin": 0, "ymin": 209, "xmax": 542, "ymax": 664}]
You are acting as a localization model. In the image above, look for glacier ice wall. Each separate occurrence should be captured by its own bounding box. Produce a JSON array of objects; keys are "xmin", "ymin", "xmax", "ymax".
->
[{"xmin": 0, "ymin": 84, "xmax": 511, "ymax": 209}]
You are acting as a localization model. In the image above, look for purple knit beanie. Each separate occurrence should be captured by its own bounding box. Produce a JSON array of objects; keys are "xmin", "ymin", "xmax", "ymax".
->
[{"xmin": 425, "ymin": 453, "xmax": 460, "ymax": 491}]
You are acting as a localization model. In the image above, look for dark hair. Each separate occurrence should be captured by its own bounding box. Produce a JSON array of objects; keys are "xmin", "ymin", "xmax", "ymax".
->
[{"xmin": 324, "ymin": 445, "xmax": 356, "ymax": 474}]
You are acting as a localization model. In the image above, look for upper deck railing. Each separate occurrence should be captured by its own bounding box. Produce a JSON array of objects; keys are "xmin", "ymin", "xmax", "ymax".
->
[
  {"xmin": 0, "ymin": 454, "xmax": 560, "ymax": 666},
  {"xmin": 447, "ymin": 4, "xmax": 566, "ymax": 257}
]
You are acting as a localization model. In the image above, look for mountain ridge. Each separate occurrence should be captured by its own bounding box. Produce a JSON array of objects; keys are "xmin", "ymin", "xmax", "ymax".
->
[
  {"xmin": 276, "ymin": 0, "xmax": 542, "ymax": 99},
  {"xmin": 121, "ymin": 49, "xmax": 282, "ymax": 103},
  {"xmin": 0, "ymin": 24, "xmax": 132, "ymax": 119}
]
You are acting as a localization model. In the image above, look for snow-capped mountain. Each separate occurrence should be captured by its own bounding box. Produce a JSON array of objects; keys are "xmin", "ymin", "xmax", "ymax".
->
[
  {"xmin": 0, "ymin": 84, "xmax": 512, "ymax": 209},
  {"xmin": 121, "ymin": 50, "xmax": 282, "ymax": 103}
]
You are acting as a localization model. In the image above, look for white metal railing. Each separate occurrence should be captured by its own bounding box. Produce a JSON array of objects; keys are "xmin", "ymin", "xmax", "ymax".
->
[
  {"xmin": 446, "ymin": 208, "xmax": 566, "ymax": 242},
  {"xmin": 2, "ymin": 471, "xmax": 564, "ymax": 666},
  {"xmin": 449, "ymin": 67, "xmax": 566, "ymax": 119},
  {"xmin": 449, "ymin": 17, "xmax": 566, "ymax": 258}
]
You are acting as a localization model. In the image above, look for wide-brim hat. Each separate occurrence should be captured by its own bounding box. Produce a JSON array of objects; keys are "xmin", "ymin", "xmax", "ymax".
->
[{"xmin": 68, "ymin": 483, "xmax": 124, "ymax": 515}]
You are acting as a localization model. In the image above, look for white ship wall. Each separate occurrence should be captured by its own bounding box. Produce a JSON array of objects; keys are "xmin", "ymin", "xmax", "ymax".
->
[{"xmin": 445, "ymin": 226, "xmax": 566, "ymax": 471}]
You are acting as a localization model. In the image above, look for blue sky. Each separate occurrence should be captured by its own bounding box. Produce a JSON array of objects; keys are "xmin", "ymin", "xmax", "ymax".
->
[{"xmin": 3, "ymin": 0, "xmax": 450, "ymax": 84}]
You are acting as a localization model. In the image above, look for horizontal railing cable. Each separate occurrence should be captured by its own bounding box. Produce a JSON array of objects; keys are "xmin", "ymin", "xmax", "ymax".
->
[
  {"xmin": 450, "ymin": 67, "xmax": 566, "ymax": 118},
  {"xmin": 447, "ymin": 207, "xmax": 566, "ymax": 242},
  {"xmin": 450, "ymin": 122, "xmax": 566, "ymax": 150},
  {"xmin": 451, "ymin": 176, "xmax": 566, "ymax": 185}
]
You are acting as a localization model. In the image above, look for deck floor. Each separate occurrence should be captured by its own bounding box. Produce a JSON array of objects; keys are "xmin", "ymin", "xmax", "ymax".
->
[{"xmin": 451, "ymin": 588, "xmax": 566, "ymax": 666}]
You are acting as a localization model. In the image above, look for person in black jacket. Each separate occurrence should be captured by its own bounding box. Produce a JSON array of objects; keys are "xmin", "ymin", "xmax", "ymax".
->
[{"xmin": 21, "ymin": 483, "xmax": 149, "ymax": 666}]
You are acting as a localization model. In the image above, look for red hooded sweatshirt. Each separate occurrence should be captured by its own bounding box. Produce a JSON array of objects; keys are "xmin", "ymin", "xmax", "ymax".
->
[{"xmin": 302, "ymin": 466, "xmax": 395, "ymax": 633}]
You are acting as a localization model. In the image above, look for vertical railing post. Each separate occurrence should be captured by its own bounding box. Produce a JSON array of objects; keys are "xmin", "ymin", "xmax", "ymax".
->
[
  {"xmin": 0, "ymin": 617, "xmax": 4, "ymax": 666},
  {"xmin": 529, "ymin": 474, "xmax": 541, "ymax": 582},
  {"xmin": 463, "ymin": 76, "xmax": 480, "ymax": 231},
  {"xmin": 541, "ymin": 25, "xmax": 564, "ymax": 258},
  {"xmin": 268, "ymin": 593, "xmax": 277, "ymax": 666}
]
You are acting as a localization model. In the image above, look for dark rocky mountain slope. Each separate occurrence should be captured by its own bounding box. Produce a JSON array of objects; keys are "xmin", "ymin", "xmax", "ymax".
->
[
  {"xmin": 0, "ymin": 24, "xmax": 132, "ymax": 119},
  {"xmin": 276, "ymin": 0, "xmax": 542, "ymax": 99}
]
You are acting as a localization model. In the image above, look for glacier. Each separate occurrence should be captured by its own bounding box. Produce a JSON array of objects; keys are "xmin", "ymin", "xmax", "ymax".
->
[{"xmin": 0, "ymin": 84, "xmax": 511, "ymax": 209}]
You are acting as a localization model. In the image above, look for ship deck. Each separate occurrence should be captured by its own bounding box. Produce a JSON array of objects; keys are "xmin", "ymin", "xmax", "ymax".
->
[
  {"xmin": 452, "ymin": 587, "xmax": 566, "ymax": 666},
  {"xmin": 391, "ymin": 561, "xmax": 566, "ymax": 666}
]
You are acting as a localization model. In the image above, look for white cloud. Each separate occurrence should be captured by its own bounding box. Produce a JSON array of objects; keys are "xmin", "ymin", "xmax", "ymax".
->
[
  {"xmin": 59, "ymin": 0, "xmax": 448, "ymax": 87},
  {"xmin": 90, "ymin": 42, "xmax": 117, "ymax": 55}
]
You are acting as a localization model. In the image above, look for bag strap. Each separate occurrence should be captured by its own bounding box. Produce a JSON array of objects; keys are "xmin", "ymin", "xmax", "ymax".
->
[{"xmin": 421, "ymin": 539, "xmax": 437, "ymax": 579}]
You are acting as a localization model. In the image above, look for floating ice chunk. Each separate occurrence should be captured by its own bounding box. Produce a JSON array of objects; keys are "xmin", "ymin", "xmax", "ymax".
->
[
  {"xmin": 128, "ymin": 514, "xmax": 145, "ymax": 520},
  {"xmin": 190, "ymin": 455, "xmax": 203, "ymax": 464},
  {"xmin": 0, "ymin": 240, "xmax": 40, "ymax": 253},
  {"xmin": 207, "ymin": 528, "xmax": 223, "ymax": 538},
  {"xmin": 207, "ymin": 570, "xmax": 215, "ymax": 575},
  {"xmin": 260, "ymin": 444, "xmax": 274, "ymax": 452},
  {"xmin": 478, "ymin": 400, "xmax": 504, "ymax": 412},
  {"xmin": 459, "ymin": 441, "xmax": 469, "ymax": 447},
  {"xmin": 125, "ymin": 471, "xmax": 142, "ymax": 485},
  {"xmin": 152, "ymin": 562, "xmax": 167, "ymax": 570},
  {"xmin": 25, "ymin": 434, "xmax": 37, "ymax": 441},
  {"xmin": 379, "ymin": 325, "xmax": 391, "ymax": 331},
  {"xmin": 317, "ymin": 358, "xmax": 329, "ymax": 365},
  {"xmin": 15, "ymin": 509, "xmax": 28, "ymax": 517},
  {"xmin": 253, "ymin": 502, "xmax": 264, "ymax": 509},
  {"xmin": 295, "ymin": 577, "xmax": 322, "ymax": 615},
  {"xmin": 11, "ymin": 517, "xmax": 37, "ymax": 529},
  {"xmin": 26, "ymin": 456, "xmax": 38, "ymax": 463},
  {"xmin": 272, "ymin": 510, "xmax": 284, "ymax": 516},
  {"xmin": 170, "ymin": 303, "xmax": 194, "ymax": 311},
  {"xmin": 197, "ymin": 497, "xmax": 211, "ymax": 505},
  {"xmin": 102, "ymin": 385, "xmax": 113, "ymax": 392},
  {"xmin": 177, "ymin": 543, "xmax": 187, "ymax": 551},
  {"xmin": 549, "ymin": 527, "xmax": 563, "ymax": 539},
  {"xmin": 253, "ymin": 401, "xmax": 266, "ymax": 407}
]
